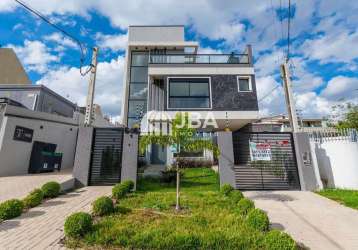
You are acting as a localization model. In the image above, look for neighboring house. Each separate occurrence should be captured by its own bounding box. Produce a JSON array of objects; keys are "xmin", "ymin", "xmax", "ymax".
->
[
  {"xmin": 76, "ymin": 104, "xmax": 114, "ymax": 127},
  {"xmin": 254, "ymin": 114, "xmax": 328, "ymax": 132},
  {"xmin": 0, "ymin": 48, "xmax": 31, "ymax": 85},
  {"xmin": 0, "ymin": 84, "xmax": 77, "ymax": 118},
  {"xmin": 121, "ymin": 25, "xmax": 259, "ymax": 165}
]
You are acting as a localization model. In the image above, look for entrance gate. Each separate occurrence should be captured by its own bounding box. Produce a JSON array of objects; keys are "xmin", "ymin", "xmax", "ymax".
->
[
  {"xmin": 88, "ymin": 128, "xmax": 124, "ymax": 185},
  {"xmin": 233, "ymin": 132, "xmax": 300, "ymax": 190}
]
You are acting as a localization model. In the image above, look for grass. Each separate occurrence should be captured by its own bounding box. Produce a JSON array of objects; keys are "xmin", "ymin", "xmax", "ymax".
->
[
  {"xmin": 66, "ymin": 168, "xmax": 297, "ymax": 249},
  {"xmin": 317, "ymin": 189, "xmax": 358, "ymax": 210}
]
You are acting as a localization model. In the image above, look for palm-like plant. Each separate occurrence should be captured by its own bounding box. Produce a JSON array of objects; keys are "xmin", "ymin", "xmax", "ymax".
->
[{"xmin": 139, "ymin": 112, "xmax": 219, "ymax": 211}]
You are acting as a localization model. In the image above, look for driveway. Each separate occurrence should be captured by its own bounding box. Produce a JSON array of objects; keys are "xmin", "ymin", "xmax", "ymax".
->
[
  {"xmin": 245, "ymin": 191, "xmax": 358, "ymax": 250},
  {"xmin": 0, "ymin": 186, "xmax": 112, "ymax": 249},
  {"xmin": 0, "ymin": 170, "xmax": 73, "ymax": 202}
]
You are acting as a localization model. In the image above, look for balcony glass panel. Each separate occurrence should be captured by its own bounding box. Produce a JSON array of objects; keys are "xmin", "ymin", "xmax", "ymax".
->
[{"xmin": 149, "ymin": 54, "xmax": 249, "ymax": 64}]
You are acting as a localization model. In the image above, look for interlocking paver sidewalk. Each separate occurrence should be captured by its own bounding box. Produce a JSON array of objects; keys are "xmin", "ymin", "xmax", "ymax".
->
[{"xmin": 0, "ymin": 186, "xmax": 112, "ymax": 250}]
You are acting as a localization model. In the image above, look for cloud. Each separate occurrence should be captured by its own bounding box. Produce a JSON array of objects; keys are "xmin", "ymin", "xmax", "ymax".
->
[
  {"xmin": 321, "ymin": 76, "xmax": 358, "ymax": 100},
  {"xmin": 43, "ymin": 32, "xmax": 78, "ymax": 49},
  {"xmin": 96, "ymin": 32, "xmax": 127, "ymax": 51},
  {"xmin": 6, "ymin": 40, "xmax": 59, "ymax": 74},
  {"xmin": 36, "ymin": 55, "xmax": 125, "ymax": 117}
]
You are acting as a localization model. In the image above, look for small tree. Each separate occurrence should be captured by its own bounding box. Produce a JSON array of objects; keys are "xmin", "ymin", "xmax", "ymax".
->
[
  {"xmin": 329, "ymin": 102, "xmax": 358, "ymax": 130},
  {"xmin": 139, "ymin": 112, "xmax": 219, "ymax": 211}
]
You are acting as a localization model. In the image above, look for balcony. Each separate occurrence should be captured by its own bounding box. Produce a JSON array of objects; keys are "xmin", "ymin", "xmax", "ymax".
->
[{"xmin": 149, "ymin": 53, "xmax": 250, "ymax": 65}]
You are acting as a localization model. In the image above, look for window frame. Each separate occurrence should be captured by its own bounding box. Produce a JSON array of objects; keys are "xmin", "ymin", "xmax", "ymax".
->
[
  {"xmin": 167, "ymin": 77, "xmax": 212, "ymax": 110},
  {"xmin": 237, "ymin": 75, "xmax": 252, "ymax": 92}
]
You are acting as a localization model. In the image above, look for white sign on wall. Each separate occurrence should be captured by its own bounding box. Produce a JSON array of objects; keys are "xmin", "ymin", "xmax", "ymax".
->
[{"xmin": 249, "ymin": 141, "xmax": 272, "ymax": 161}]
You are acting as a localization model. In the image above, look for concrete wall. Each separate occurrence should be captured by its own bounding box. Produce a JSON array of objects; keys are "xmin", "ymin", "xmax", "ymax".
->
[
  {"xmin": 311, "ymin": 139, "xmax": 358, "ymax": 189},
  {"xmin": 217, "ymin": 131, "xmax": 236, "ymax": 188},
  {"xmin": 0, "ymin": 106, "xmax": 78, "ymax": 176},
  {"xmin": 293, "ymin": 132, "xmax": 322, "ymax": 191},
  {"xmin": 0, "ymin": 48, "xmax": 31, "ymax": 85},
  {"xmin": 128, "ymin": 26, "xmax": 184, "ymax": 43},
  {"xmin": 121, "ymin": 132, "xmax": 139, "ymax": 189},
  {"xmin": 72, "ymin": 127, "xmax": 94, "ymax": 186}
]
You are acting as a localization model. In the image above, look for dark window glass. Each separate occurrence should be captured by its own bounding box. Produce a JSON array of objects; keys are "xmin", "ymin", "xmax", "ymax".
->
[
  {"xmin": 168, "ymin": 78, "xmax": 210, "ymax": 109},
  {"xmin": 130, "ymin": 67, "xmax": 148, "ymax": 83},
  {"xmin": 129, "ymin": 84, "xmax": 148, "ymax": 99},
  {"xmin": 131, "ymin": 52, "xmax": 149, "ymax": 66},
  {"xmin": 128, "ymin": 100, "xmax": 147, "ymax": 118},
  {"xmin": 238, "ymin": 78, "xmax": 250, "ymax": 91}
]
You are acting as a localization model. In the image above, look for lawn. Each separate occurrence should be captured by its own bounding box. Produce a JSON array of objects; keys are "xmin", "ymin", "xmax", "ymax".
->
[
  {"xmin": 66, "ymin": 168, "xmax": 298, "ymax": 249},
  {"xmin": 317, "ymin": 189, "xmax": 358, "ymax": 210}
]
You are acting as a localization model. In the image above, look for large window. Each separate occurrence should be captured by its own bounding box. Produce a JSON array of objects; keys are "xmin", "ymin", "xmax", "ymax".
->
[{"xmin": 168, "ymin": 78, "xmax": 211, "ymax": 109}]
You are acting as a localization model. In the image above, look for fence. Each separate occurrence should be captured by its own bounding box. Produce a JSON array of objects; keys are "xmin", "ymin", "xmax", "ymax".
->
[{"xmin": 308, "ymin": 128, "xmax": 358, "ymax": 189}]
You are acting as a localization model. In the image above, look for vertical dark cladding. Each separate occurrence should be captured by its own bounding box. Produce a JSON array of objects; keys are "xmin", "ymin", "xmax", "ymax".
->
[{"xmin": 211, "ymin": 75, "xmax": 258, "ymax": 111}]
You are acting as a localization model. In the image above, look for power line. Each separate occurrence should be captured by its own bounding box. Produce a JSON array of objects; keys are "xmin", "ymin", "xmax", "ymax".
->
[
  {"xmin": 14, "ymin": 0, "xmax": 92, "ymax": 76},
  {"xmin": 258, "ymin": 84, "xmax": 281, "ymax": 103}
]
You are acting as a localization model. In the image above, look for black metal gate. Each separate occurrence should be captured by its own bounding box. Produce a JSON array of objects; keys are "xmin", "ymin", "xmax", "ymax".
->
[
  {"xmin": 89, "ymin": 128, "xmax": 124, "ymax": 185},
  {"xmin": 233, "ymin": 132, "xmax": 300, "ymax": 190}
]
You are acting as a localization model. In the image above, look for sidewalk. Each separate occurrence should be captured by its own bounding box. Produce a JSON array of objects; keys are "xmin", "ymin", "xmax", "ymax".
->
[
  {"xmin": 245, "ymin": 190, "xmax": 358, "ymax": 250},
  {"xmin": 0, "ymin": 186, "xmax": 112, "ymax": 249}
]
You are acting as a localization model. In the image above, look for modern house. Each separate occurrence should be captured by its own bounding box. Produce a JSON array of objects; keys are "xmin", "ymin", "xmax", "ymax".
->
[{"xmin": 121, "ymin": 25, "xmax": 259, "ymax": 165}]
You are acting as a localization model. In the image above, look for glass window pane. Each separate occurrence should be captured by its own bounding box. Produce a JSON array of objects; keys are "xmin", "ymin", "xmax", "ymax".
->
[
  {"xmin": 169, "ymin": 97, "xmax": 209, "ymax": 109},
  {"xmin": 239, "ymin": 78, "xmax": 250, "ymax": 91},
  {"xmin": 131, "ymin": 52, "xmax": 148, "ymax": 66},
  {"xmin": 190, "ymin": 82, "xmax": 209, "ymax": 96},
  {"xmin": 169, "ymin": 82, "xmax": 189, "ymax": 97},
  {"xmin": 130, "ymin": 84, "xmax": 148, "ymax": 99},
  {"xmin": 130, "ymin": 67, "xmax": 148, "ymax": 83},
  {"xmin": 128, "ymin": 100, "xmax": 147, "ymax": 118}
]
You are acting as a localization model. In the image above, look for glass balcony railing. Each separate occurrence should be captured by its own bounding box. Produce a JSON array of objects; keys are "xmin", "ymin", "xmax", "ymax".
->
[{"xmin": 149, "ymin": 54, "xmax": 250, "ymax": 64}]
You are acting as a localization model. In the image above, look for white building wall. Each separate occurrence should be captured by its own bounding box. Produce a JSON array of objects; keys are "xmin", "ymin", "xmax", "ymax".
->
[
  {"xmin": 311, "ymin": 140, "xmax": 358, "ymax": 189},
  {"xmin": 0, "ymin": 113, "xmax": 78, "ymax": 176}
]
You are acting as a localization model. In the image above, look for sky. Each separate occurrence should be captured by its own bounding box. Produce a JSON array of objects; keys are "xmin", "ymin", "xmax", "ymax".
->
[{"xmin": 0, "ymin": 0, "xmax": 357, "ymax": 121}]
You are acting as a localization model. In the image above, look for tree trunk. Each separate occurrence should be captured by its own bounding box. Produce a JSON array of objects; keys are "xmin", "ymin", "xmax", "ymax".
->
[{"xmin": 175, "ymin": 163, "xmax": 180, "ymax": 211}]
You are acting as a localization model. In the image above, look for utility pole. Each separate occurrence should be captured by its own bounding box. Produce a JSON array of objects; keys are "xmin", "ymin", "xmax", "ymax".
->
[
  {"xmin": 84, "ymin": 47, "xmax": 99, "ymax": 127},
  {"xmin": 280, "ymin": 61, "xmax": 299, "ymax": 132}
]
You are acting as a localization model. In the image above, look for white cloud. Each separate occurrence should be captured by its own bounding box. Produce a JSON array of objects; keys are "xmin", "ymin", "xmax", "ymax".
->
[
  {"xmin": 36, "ymin": 55, "xmax": 125, "ymax": 117},
  {"xmin": 43, "ymin": 32, "xmax": 78, "ymax": 49},
  {"xmin": 96, "ymin": 32, "xmax": 127, "ymax": 51},
  {"xmin": 6, "ymin": 40, "xmax": 59, "ymax": 74},
  {"xmin": 321, "ymin": 76, "xmax": 358, "ymax": 100}
]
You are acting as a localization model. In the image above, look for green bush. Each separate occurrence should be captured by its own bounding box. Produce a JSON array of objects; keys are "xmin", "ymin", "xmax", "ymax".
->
[
  {"xmin": 220, "ymin": 184, "xmax": 234, "ymax": 196},
  {"xmin": 229, "ymin": 190, "xmax": 244, "ymax": 203},
  {"xmin": 236, "ymin": 198, "xmax": 255, "ymax": 216},
  {"xmin": 263, "ymin": 230, "xmax": 297, "ymax": 250},
  {"xmin": 41, "ymin": 181, "xmax": 61, "ymax": 198},
  {"xmin": 23, "ymin": 189, "xmax": 44, "ymax": 208},
  {"xmin": 92, "ymin": 196, "xmax": 114, "ymax": 216},
  {"xmin": 64, "ymin": 212, "xmax": 92, "ymax": 238},
  {"xmin": 246, "ymin": 208, "xmax": 270, "ymax": 231},
  {"xmin": 112, "ymin": 180, "xmax": 134, "ymax": 200},
  {"xmin": 0, "ymin": 199, "xmax": 24, "ymax": 220}
]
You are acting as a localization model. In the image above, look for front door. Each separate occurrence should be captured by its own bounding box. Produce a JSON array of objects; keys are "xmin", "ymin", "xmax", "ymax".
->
[{"xmin": 151, "ymin": 144, "xmax": 166, "ymax": 164}]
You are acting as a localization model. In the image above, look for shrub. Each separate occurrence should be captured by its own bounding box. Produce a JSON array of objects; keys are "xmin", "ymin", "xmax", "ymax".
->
[
  {"xmin": 92, "ymin": 196, "xmax": 114, "ymax": 216},
  {"xmin": 236, "ymin": 198, "xmax": 255, "ymax": 216},
  {"xmin": 229, "ymin": 190, "xmax": 244, "ymax": 203},
  {"xmin": 23, "ymin": 189, "xmax": 44, "ymax": 208},
  {"xmin": 112, "ymin": 180, "xmax": 134, "ymax": 200},
  {"xmin": 41, "ymin": 181, "xmax": 61, "ymax": 198},
  {"xmin": 64, "ymin": 212, "xmax": 92, "ymax": 238},
  {"xmin": 174, "ymin": 158, "xmax": 213, "ymax": 168},
  {"xmin": 246, "ymin": 208, "xmax": 270, "ymax": 232},
  {"xmin": 263, "ymin": 230, "xmax": 297, "ymax": 250},
  {"xmin": 220, "ymin": 184, "xmax": 234, "ymax": 196},
  {"xmin": 0, "ymin": 199, "xmax": 24, "ymax": 220}
]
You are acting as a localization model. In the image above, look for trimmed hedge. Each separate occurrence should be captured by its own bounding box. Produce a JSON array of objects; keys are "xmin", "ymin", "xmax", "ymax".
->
[
  {"xmin": 263, "ymin": 230, "xmax": 297, "ymax": 250},
  {"xmin": 220, "ymin": 184, "xmax": 234, "ymax": 196},
  {"xmin": 23, "ymin": 189, "xmax": 44, "ymax": 208},
  {"xmin": 112, "ymin": 180, "xmax": 134, "ymax": 200},
  {"xmin": 0, "ymin": 199, "xmax": 24, "ymax": 220},
  {"xmin": 41, "ymin": 181, "xmax": 61, "ymax": 198},
  {"xmin": 64, "ymin": 212, "xmax": 92, "ymax": 238},
  {"xmin": 92, "ymin": 196, "xmax": 114, "ymax": 216},
  {"xmin": 229, "ymin": 190, "xmax": 244, "ymax": 203},
  {"xmin": 246, "ymin": 208, "xmax": 270, "ymax": 232},
  {"xmin": 236, "ymin": 198, "xmax": 255, "ymax": 216}
]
